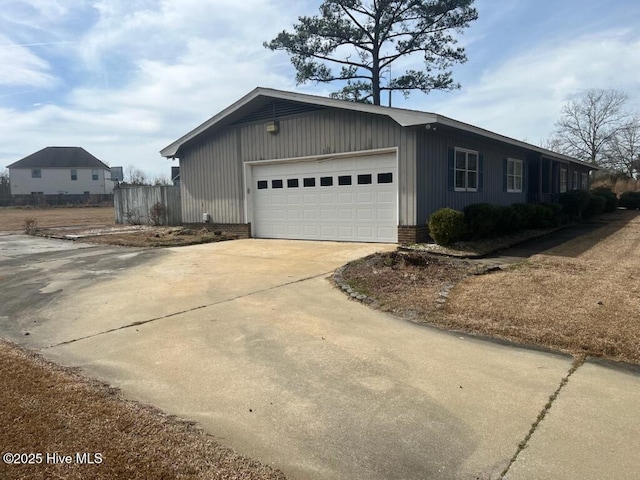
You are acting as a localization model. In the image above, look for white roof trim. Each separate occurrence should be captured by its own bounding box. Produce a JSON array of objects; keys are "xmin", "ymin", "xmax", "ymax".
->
[{"xmin": 160, "ymin": 87, "xmax": 598, "ymax": 169}]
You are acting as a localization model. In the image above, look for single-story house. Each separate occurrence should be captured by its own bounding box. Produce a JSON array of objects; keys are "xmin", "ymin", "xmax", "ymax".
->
[
  {"xmin": 7, "ymin": 146, "xmax": 113, "ymax": 196},
  {"xmin": 161, "ymin": 88, "xmax": 597, "ymax": 244}
]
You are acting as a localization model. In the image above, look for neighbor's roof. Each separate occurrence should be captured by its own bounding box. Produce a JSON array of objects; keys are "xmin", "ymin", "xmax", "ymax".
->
[
  {"xmin": 160, "ymin": 87, "xmax": 598, "ymax": 169},
  {"xmin": 7, "ymin": 146, "xmax": 110, "ymax": 170}
]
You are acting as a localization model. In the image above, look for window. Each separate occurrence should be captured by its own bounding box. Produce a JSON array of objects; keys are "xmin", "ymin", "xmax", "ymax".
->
[
  {"xmin": 581, "ymin": 173, "xmax": 589, "ymax": 190},
  {"xmin": 287, "ymin": 179, "xmax": 299, "ymax": 188},
  {"xmin": 560, "ymin": 169, "xmax": 568, "ymax": 193},
  {"xmin": 83, "ymin": 191, "xmax": 90, "ymax": 195},
  {"xmin": 31, "ymin": 169, "xmax": 41, "ymax": 178},
  {"xmin": 70, "ymin": 169, "xmax": 77, "ymax": 181},
  {"xmin": 357, "ymin": 174, "xmax": 372, "ymax": 185},
  {"xmin": 92, "ymin": 169, "xmax": 99, "ymax": 181},
  {"xmin": 338, "ymin": 175, "xmax": 352, "ymax": 186},
  {"xmin": 272, "ymin": 179, "xmax": 283, "ymax": 189},
  {"xmin": 455, "ymin": 148, "xmax": 478, "ymax": 192},
  {"xmin": 572, "ymin": 171, "xmax": 579, "ymax": 190},
  {"xmin": 378, "ymin": 173, "xmax": 393, "ymax": 184},
  {"xmin": 30, "ymin": 191, "xmax": 43, "ymax": 195},
  {"xmin": 257, "ymin": 180, "xmax": 268, "ymax": 189},
  {"xmin": 303, "ymin": 177, "xmax": 316, "ymax": 187},
  {"xmin": 506, "ymin": 159, "xmax": 523, "ymax": 193},
  {"xmin": 320, "ymin": 176, "xmax": 333, "ymax": 186}
]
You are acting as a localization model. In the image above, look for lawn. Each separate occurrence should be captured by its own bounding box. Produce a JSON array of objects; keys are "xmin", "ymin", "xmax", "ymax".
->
[
  {"xmin": 340, "ymin": 209, "xmax": 640, "ymax": 365},
  {"xmin": 0, "ymin": 206, "xmax": 114, "ymax": 231},
  {"xmin": 0, "ymin": 340, "xmax": 286, "ymax": 480}
]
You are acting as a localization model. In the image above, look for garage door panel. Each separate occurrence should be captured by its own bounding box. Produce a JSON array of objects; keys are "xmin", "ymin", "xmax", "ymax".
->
[{"xmin": 252, "ymin": 152, "xmax": 397, "ymax": 243}]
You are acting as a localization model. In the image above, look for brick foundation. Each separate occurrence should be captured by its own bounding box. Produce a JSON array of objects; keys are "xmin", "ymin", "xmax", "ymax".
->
[
  {"xmin": 184, "ymin": 223, "xmax": 252, "ymax": 239},
  {"xmin": 397, "ymin": 225, "xmax": 430, "ymax": 245}
]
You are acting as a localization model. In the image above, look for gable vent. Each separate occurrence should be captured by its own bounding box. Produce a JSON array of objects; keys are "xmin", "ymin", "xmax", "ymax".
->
[{"xmin": 231, "ymin": 99, "xmax": 324, "ymax": 126}]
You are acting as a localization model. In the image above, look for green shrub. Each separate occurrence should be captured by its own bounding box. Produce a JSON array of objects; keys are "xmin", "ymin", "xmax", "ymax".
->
[
  {"xmin": 558, "ymin": 190, "xmax": 591, "ymax": 221},
  {"xmin": 582, "ymin": 194, "xmax": 606, "ymax": 218},
  {"xmin": 512, "ymin": 203, "xmax": 533, "ymax": 228},
  {"xmin": 590, "ymin": 186, "xmax": 618, "ymax": 212},
  {"xmin": 618, "ymin": 191, "xmax": 640, "ymax": 210},
  {"xmin": 428, "ymin": 208, "xmax": 466, "ymax": 246},
  {"xmin": 495, "ymin": 206, "xmax": 523, "ymax": 235},
  {"xmin": 463, "ymin": 203, "xmax": 500, "ymax": 239}
]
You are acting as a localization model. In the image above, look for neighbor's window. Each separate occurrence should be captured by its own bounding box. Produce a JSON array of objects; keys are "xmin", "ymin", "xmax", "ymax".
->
[
  {"xmin": 581, "ymin": 173, "xmax": 589, "ymax": 190},
  {"xmin": 560, "ymin": 168, "xmax": 568, "ymax": 193},
  {"xmin": 70, "ymin": 169, "xmax": 78, "ymax": 181},
  {"xmin": 507, "ymin": 159, "xmax": 523, "ymax": 193},
  {"xmin": 92, "ymin": 169, "xmax": 99, "ymax": 181},
  {"xmin": 31, "ymin": 169, "xmax": 41, "ymax": 178},
  {"xmin": 572, "ymin": 171, "xmax": 579, "ymax": 190},
  {"xmin": 455, "ymin": 148, "xmax": 478, "ymax": 192}
]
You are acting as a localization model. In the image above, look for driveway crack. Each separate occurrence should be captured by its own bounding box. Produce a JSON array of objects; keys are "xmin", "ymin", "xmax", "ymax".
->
[
  {"xmin": 499, "ymin": 356, "xmax": 585, "ymax": 479},
  {"xmin": 43, "ymin": 271, "xmax": 333, "ymax": 349}
]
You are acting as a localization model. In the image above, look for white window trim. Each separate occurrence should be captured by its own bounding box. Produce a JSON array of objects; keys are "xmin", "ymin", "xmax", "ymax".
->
[
  {"xmin": 506, "ymin": 158, "xmax": 524, "ymax": 193},
  {"xmin": 560, "ymin": 168, "xmax": 568, "ymax": 193},
  {"xmin": 454, "ymin": 147, "xmax": 479, "ymax": 193}
]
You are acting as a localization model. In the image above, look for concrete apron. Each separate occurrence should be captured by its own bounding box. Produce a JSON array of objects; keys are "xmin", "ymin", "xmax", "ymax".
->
[{"xmin": 5, "ymin": 237, "xmax": 639, "ymax": 479}]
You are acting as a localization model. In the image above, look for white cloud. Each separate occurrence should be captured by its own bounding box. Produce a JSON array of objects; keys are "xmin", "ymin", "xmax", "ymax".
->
[
  {"xmin": 423, "ymin": 29, "xmax": 640, "ymax": 144},
  {"xmin": 0, "ymin": 35, "xmax": 57, "ymax": 87}
]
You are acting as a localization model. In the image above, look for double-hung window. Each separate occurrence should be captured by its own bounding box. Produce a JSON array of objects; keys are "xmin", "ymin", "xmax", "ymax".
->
[
  {"xmin": 572, "ymin": 171, "xmax": 579, "ymax": 190},
  {"xmin": 581, "ymin": 173, "xmax": 589, "ymax": 190},
  {"xmin": 507, "ymin": 159, "xmax": 523, "ymax": 193},
  {"xmin": 455, "ymin": 148, "xmax": 478, "ymax": 192},
  {"xmin": 92, "ymin": 169, "xmax": 99, "ymax": 181},
  {"xmin": 560, "ymin": 168, "xmax": 568, "ymax": 193},
  {"xmin": 70, "ymin": 169, "xmax": 78, "ymax": 181},
  {"xmin": 31, "ymin": 169, "xmax": 41, "ymax": 178}
]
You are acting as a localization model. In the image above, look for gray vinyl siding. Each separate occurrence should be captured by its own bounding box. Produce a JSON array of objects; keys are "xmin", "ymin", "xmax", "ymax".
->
[
  {"xmin": 179, "ymin": 109, "xmax": 417, "ymax": 225},
  {"xmin": 416, "ymin": 130, "xmax": 529, "ymax": 224}
]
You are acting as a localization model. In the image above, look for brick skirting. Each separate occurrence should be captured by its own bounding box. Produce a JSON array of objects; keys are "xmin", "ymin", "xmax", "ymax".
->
[
  {"xmin": 184, "ymin": 223, "xmax": 252, "ymax": 239},
  {"xmin": 397, "ymin": 225, "xmax": 430, "ymax": 245}
]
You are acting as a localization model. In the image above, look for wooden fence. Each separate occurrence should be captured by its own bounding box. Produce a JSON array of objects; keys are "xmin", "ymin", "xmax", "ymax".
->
[{"xmin": 114, "ymin": 185, "xmax": 182, "ymax": 226}]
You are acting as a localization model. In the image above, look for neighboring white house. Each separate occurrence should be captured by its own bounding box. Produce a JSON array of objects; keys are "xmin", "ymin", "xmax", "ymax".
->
[{"xmin": 7, "ymin": 147, "xmax": 114, "ymax": 195}]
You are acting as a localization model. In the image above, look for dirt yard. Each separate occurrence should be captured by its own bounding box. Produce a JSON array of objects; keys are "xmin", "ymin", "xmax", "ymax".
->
[
  {"xmin": 0, "ymin": 340, "xmax": 286, "ymax": 480},
  {"xmin": 0, "ymin": 206, "xmax": 237, "ymax": 247},
  {"xmin": 341, "ymin": 210, "xmax": 640, "ymax": 365},
  {"xmin": 0, "ymin": 206, "xmax": 114, "ymax": 231}
]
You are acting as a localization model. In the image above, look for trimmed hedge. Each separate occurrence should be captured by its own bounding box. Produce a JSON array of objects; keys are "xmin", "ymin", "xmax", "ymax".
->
[
  {"xmin": 463, "ymin": 203, "xmax": 499, "ymax": 239},
  {"xmin": 428, "ymin": 208, "xmax": 466, "ymax": 246},
  {"xmin": 583, "ymin": 194, "xmax": 606, "ymax": 218},
  {"xmin": 590, "ymin": 187, "xmax": 618, "ymax": 213},
  {"xmin": 558, "ymin": 190, "xmax": 591, "ymax": 221},
  {"xmin": 619, "ymin": 191, "xmax": 640, "ymax": 210}
]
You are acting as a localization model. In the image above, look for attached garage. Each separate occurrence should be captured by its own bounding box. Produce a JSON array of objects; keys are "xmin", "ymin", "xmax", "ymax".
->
[
  {"xmin": 248, "ymin": 149, "xmax": 398, "ymax": 243},
  {"xmin": 161, "ymin": 87, "xmax": 599, "ymax": 244}
]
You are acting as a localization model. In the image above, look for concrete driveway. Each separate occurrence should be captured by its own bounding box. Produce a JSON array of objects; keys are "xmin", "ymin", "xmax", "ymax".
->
[{"xmin": 1, "ymin": 236, "xmax": 638, "ymax": 479}]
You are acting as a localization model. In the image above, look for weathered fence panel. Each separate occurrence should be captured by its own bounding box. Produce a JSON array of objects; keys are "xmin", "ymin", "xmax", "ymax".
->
[{"xmin": 114, "ymin": 186, "xmax": 182, "ymax": 226}]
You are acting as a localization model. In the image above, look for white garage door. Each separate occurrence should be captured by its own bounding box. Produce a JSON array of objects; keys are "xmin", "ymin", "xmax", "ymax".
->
[{"xmin": 251, "ymin": 151, "xmax": 398, "ymax": 243}]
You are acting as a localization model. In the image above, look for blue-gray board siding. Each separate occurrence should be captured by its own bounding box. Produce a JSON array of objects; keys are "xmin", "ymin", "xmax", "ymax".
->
[
  {"xmin": 179, "ymin": 109, "xmax": 416, "ymax": 225},
  {"xmin": 416, "ymin": 130, "xmax": 529, "ymax": 224}
]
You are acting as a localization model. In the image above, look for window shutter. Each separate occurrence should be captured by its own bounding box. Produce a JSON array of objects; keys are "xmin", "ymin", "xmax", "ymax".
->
[
  {"xmin": 503, "ymin": 158, "xmax": 508, "ymax": 192},
  {"xmin": 447, "ymin": 148, "xmax": 455, "ymax": 191},
  {"xmin": 522, "ymin": 160, "xmax": 527, "ymax": 193},
  {"xmin": 478, "ymin": 154, "xmax": 484, "ymax": 192}
]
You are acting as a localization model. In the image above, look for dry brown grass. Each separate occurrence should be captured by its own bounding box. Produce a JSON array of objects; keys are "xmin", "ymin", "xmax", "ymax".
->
[
  {"xmin": 341, "ymin": 210, "xmax": 640, "ymax": 365},
  {"xmin": 0, "ymin": 340, "xmax": 286, "ymax": 480},
  {"xmin": 445, "ymin": 210, "xmax": 640, "ymax": 364},
  {"xmin": 592, "ymin": 177, "xmax": 640, "ymax": 195},
  {"xmin": 68, "ymin": 226, "xmax": 238, "ymax": 248},
  {"xmin": 0, "ymin": 206, "xmax": 114, "ymax": 231}
]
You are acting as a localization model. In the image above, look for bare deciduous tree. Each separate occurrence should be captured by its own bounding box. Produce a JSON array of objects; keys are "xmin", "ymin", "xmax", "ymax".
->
[
  {"xmin": 552, "ymin": 89, "xmax": 630, "ymax": 164},
  {"xmin": 602, "ymin": 118, "xmax": 640, "ymax": 178}
]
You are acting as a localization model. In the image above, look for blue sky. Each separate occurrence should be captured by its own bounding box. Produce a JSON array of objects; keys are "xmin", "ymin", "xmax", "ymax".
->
[{"xmin": 1, "ymin": 0, "xmax": 639, "ymax": 178}]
